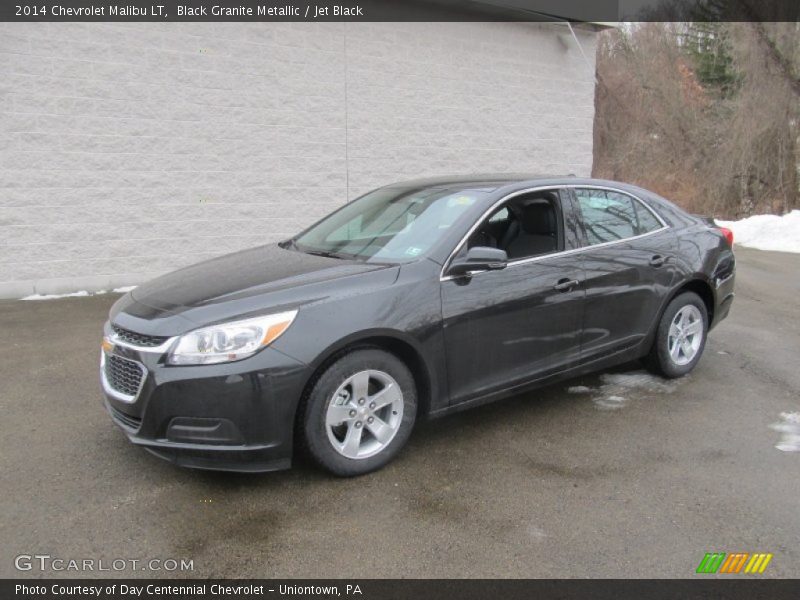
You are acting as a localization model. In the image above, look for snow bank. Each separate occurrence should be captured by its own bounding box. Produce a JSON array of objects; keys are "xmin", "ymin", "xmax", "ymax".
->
[
  {"xmin": 22, "ymin": 290, "xmax": 93, "ymax": 301},
  {"xmin": 716, "ymin": 210, "xmax": 800, "ymax": 253}
]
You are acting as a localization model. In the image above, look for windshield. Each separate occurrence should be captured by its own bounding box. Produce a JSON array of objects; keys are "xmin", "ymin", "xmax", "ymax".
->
[{"xmin": 290, "ymin": 186, "xmax": 486, "ymax": 262}]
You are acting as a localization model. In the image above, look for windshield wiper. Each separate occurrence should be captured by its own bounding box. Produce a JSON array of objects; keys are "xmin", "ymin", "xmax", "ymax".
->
[
  {"xmin": 281, "ymin": 239, "xmax": 362, "ymax": 261},
  {"xmin": 303, "ymin": 249, "xmax": 347, "ymax": 259}
]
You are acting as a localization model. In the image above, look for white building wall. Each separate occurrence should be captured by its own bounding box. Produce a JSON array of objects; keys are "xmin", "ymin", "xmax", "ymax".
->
[{"xmin": 0, "ymin": 21, "xmax": 597, "ymax": 298}]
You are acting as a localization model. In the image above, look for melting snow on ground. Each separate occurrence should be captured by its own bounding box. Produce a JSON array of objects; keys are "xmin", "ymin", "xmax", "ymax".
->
[
  {"xmin": 716, "ymin": 210, "xmax": 800, "ymax": 253},
  {"xmin": 568, "ymin": 370, "xmax": 679, "ymax": 411},
  {"xmin": 22, "ymin": 286, "xmax": 136, "ymax": 300},
  {"xmin": 771, "ymin": 412, "xmax": 800, "ymax": 452}
]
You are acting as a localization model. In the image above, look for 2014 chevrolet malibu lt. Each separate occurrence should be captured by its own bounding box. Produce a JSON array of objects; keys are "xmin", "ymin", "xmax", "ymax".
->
[{"xmin": 101, "ymin": 176, "xmax": 735, "ymax": 476}]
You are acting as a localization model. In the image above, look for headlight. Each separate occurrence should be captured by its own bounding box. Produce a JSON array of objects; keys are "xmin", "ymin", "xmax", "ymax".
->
[{"xmin": 167, "ymin": 310, "xmax": 297, "ymax": 365}]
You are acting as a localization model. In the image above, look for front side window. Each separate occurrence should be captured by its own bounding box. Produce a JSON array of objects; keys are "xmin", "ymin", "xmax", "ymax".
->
[
  {"xmin": 461, "ymin": 190, "xmax": 563, "ymax": 261},
  {"xmin": 575, "ymin": 188, "xmax": 662, "ymax": 246},
  {"xmin": 291, "ymin": 186, "xmax": 486, "ymax": 262}
]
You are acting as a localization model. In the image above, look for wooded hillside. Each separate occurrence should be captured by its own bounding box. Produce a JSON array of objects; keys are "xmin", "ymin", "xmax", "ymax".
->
[{"xmin": 593, "ymin": 22, "xmax": 799, "ymax": 218}]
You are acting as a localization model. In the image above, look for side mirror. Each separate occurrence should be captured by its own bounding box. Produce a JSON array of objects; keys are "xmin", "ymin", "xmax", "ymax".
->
[{"xmin": 446, "ymin": 246, "xmax": 508, "ymax": 277}]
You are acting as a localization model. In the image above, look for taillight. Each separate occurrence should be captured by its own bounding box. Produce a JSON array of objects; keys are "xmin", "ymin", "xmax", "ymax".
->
[{"xmin": 718, "ymin": 226, "xmax": 734, "ymax": 247}]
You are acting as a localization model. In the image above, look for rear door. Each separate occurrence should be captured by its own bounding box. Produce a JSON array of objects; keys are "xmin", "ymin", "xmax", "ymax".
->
[
  {"xmin": 440, "ymin": 188, "xmax": 585, "ymax": 405},
  {"xmin": 570, "ymin": 187, "xmax": 678, "ymax": 361}
]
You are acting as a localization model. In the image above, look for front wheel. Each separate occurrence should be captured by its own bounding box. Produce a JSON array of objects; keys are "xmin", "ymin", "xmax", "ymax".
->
[
  {"xmin": 299, "ymin": 348, "xmax": 417, "ymax": 476},
  {"xmin": 644, "ymin": 291, "xmax": 708, "ymax": 378}
]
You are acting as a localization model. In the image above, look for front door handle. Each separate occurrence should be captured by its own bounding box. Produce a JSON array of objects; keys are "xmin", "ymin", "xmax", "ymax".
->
[
  {"xmin": 649, "ymin": 254, "xmax": 669, "ymax": 267},
  {"xmin": 553, "ymin": 278, "xmax": 580, "ymax": 292}
]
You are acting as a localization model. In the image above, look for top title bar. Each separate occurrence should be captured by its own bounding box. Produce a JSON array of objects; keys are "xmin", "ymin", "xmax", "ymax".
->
[{"xmin": 2, "ymin": 0, "xmax": 799, "ymax": 22}]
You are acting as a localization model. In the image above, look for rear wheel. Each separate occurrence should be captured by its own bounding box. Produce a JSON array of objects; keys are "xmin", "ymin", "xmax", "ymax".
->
[
  {"xmin": 299, "ymin": 348, "xmax": 417, "ymax": 476},
  {"xmin": 644, "ymin": 291, "xmax": 708, "ymax": 378}
]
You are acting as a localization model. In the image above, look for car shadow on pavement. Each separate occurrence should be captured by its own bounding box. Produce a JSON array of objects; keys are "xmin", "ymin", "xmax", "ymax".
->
[{"xmin": 180, "ymin": 361, "xmax": 649, "ymax": 488}]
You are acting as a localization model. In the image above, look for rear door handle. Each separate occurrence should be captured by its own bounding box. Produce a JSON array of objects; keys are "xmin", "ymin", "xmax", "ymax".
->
[
  {"xmin": 649, "ymin": 254, "xmax": 669, "ymax": 267},
  {"xmin": 553, "ymin": 278, "xmax": 580, "ymax": 292}
]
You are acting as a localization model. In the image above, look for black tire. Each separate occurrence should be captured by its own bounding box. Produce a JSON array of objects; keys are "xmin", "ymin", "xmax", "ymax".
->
[
  {"xmin": 298, "ymin": 348, "xmax": 417, "ymax": 476},
  {"xmin": 644, "ymin": 291, "xmax": 708, "ymax": 378}
]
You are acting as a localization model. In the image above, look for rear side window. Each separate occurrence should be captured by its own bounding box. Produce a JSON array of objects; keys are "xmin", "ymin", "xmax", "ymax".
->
[
  {"xmin": 575, "ymin": 189, "xmax": 662, "ymax": 246},
  {"xmin": 634, "ymin": 200, "xmax": 662, "ymax": 233}
]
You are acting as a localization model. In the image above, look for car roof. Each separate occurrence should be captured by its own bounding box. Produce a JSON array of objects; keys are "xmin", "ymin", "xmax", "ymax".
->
[
  {"xmin": 381, "ymin": 174, "xmax": 648, "ymax": 195},
  {"xmin": 381, "ymin": 174, "xmax": 559, "ymax": 193}
]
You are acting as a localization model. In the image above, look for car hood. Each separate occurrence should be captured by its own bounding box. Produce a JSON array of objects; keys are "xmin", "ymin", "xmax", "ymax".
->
[{"xmin": 111, "ymin": 244, "xmax": 398, "ymax": 334}]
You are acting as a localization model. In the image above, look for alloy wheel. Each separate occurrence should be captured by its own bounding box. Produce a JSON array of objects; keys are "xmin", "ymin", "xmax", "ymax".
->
[
  {"xmin": 667, "ymin": 305, "xmax": 704, "ymax": 366},
  {"xmin": 325, "ymin": 370, "xmax": 404, "ymax": 459}
]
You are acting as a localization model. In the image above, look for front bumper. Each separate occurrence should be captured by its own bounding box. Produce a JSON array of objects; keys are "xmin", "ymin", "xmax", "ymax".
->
[{"xmin": 100, "ymin": 323, "xmax": 310, "ymax": 472}]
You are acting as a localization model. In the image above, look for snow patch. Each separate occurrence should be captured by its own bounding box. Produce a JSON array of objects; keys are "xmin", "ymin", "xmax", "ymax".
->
[
  {"xmin": 778, "ymin": 411, "xmax": 800, "ymax": 424},
  {"xmin": 567, "ymin": 370, "xmax": 680, "ymax": 411},
  {"xmin": 599, "ymin": 372, "xmax": 678, "ymax": 394},
  {"xmin": 716, "ymin": 210, "xmax": 800, "ymax": 253},
  {"xmin": 771, "ymin": 412, "xmax": 800, "ymax": 452},
  {"xmin": 21, "ymin": 286, "xmax": 136, "ymax": 300},
  {"xmin": 593, "ymin": 395, "xmax": 628, "ymax": 411},
  {"xmin": 526, "ymin": 524, "xmax": 549, "ymax": 540},
  {"xmin": 567, "ymin": 385, "xmax": 592, "ymax": 394},
  {"xmin": 22, "ymin": 290, "xmax": 92, "ymax": 300}
]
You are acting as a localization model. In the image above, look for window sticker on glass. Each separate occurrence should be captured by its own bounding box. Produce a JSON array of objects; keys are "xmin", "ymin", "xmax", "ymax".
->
[
  {"xmin": 405, "ymin": 247, "xmax": 423, "ymax": 256},
  {"xmin": 447, "ymin": 195, "xmax": 476, "ymax": 208}
]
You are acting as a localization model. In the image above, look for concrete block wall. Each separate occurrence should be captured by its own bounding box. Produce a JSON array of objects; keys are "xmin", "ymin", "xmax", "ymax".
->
[{"xmin": 0, "ymin": 21, "xmax": 596, "ymax": 298}]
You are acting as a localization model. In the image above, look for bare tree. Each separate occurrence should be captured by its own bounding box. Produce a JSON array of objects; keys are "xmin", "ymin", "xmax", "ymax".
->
[{"xmin": 594, "ymin": 21, "xmax": 799, "ymax": 218}]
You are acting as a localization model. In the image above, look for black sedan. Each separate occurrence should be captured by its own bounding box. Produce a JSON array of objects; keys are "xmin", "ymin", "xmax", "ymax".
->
[{"xmin": 101, "ymin": 176, "xmax": 736, "ymax": 476}]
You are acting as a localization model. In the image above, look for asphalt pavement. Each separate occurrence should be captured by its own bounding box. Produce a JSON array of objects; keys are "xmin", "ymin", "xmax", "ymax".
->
[{"xmin": 1, "ymin": 247, "xmax": 797, "ymax": 578}]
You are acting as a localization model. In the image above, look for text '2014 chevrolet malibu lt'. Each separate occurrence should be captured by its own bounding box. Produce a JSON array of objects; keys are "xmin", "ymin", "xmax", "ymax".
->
[{"xmin": 101, "ymin": 176, "xmax": 735, "ymax": 476}]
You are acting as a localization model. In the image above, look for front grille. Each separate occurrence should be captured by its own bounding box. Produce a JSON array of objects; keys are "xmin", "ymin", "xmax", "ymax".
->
[
  {"xmin": 105, "ymin": 355, "xmax": 145, "ymax": 398},
  {"xmin": 112, "ymin": 325, "xmax": 168, "ymax": 348},
  {"xmin": 108, "ymin": 404, "xmax": 142, "ymax": 430}
]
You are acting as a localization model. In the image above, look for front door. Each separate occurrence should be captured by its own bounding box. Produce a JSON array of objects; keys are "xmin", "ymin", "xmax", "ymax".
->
[{"xmin": 441, "ymin": 188, "xmax": 585, "ymax": 405}]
